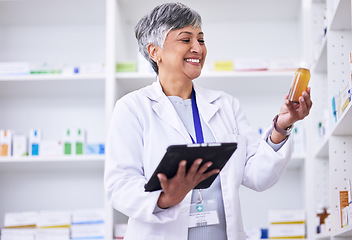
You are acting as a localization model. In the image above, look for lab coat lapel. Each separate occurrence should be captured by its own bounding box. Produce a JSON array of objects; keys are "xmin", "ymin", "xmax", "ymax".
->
[
  {"xmin": 193, "ymin": 83, "xmax": 219, "ymax": 125},
  {"xmin": 147, "ymin": 81, "xmax": 192, "ymax": 143},
  {"xmin": 193, "ymin": 83, "xmax": 230, "ymax": 142}
]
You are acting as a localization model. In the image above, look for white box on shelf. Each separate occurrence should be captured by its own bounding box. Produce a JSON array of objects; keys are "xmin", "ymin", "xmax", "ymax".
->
[
  {"xmin": 268, "ymin": 209, "xmax": 306, "ymax": 224},
  {"xmin": 0, "ymin": 62, "xmax": 29, "ymax": 76},
  {"xmin": 4, "ymin": 211, "xmax": 38, "ymax": 228},
  {"xmin": 36, "ymin": 211, "xmax": 71, "ymax": 228},
  {"xmin": 35, "ymin": 228, "xmax": 70, "ymax": 240},
  {"xmin": 233, "ymin": 58, "xmax": 268, "ymax": 71},
  {"xmin": 40, "ymin": 140, "xmax": 63, "ymax": 156},
  {"xmin": 269, "ymin": 223, "xmax": 305, "ymax": 238},
  {"xmin": 78, "ymin": 63, "xmax": 104, "ymax": 74},
  {"xmin": 0, "ymin": 228, "xmax": 35, "ymax": 240},
  {"xmin": 70, "ymin": 223, "xmax": 105, "ymax": 239},
  {"xmin": 12, "ymin": 134, "xmax": 28, "ymax": 157},
  {"xmin": 71, "ymin": 209, "xmax": 105, "ymax": 224}
]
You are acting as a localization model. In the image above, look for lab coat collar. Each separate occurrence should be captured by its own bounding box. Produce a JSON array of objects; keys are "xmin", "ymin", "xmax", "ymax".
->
[
  {"xmin": 141, "ymin": 77, "xmax": 221, "ymax": 140},
  {"xmin": 142, "ymin": 77, "xmax": 222, "ymax": 105}
]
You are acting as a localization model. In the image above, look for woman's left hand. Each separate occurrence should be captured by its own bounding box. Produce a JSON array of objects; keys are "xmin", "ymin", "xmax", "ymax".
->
[
  {"xmin": 277, "ymin": 87, "xmax": 312, "ymax": 128},
  {"xmin": 271, "ymin": 87, "xmax": 312, "ymax": 143}
]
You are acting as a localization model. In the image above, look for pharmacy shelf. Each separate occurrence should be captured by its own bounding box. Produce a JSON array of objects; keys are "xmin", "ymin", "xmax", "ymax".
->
[
  {"xmin": 333, "ymin": 224, "xmax": 352, "ymax": 238},
  {"xmin": 314, "ymin": 136, "xmax": 329, "ymax": 159},
  {"xmin": 0, "ymin": 155, "xmax": 105, "ymax": 172},
  {"xmin": 312, "ymin": 103, "xmax": 352, "ymax": 158},
  {"xmin": 0, "ymin": 76, "xmax": 105, "ymax": 97},
  {"xmin": 315, "ymin": 232, "xmax": 331, "ymax": 239},
  {"xmin": 329, "ymin": 0, "xmax": 351, "ymax": 31},
  {"xmin": 312, "ymin": 37, "xmax": 327, "ymax": 73},
  {"xmin": 331, "ymin": 103, "xmax": 352, "ymax": 136},
  {"xmin": 0, "ymin": 74, "xmax": 105, "ymax": 82},
  {"xmin": 115, "ymin": 71, "xmax": 294, "ymax": 96},
  {"xmin": 115, "ymin": 70, "xmax": 293, "ymax": 79}
]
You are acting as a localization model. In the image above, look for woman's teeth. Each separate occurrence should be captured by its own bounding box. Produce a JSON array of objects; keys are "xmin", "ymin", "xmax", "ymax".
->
[{"xmin": 185, "ymin": 59, "xmax": 200, "ymax": 63}]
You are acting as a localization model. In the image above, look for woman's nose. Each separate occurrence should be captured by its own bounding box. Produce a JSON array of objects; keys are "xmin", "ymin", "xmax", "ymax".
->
[{"xmin": 190, "ymin": 41, "xmax": 202, "ymax": 54}]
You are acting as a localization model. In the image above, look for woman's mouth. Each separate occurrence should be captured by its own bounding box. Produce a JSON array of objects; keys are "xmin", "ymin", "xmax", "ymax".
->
[{"xmin": 185, "ymin": 58, "xmax": 201, "ymax": 65}]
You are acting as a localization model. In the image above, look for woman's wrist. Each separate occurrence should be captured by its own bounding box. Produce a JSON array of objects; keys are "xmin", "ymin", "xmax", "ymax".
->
[
  {"xmin": 270, "ymin": 114, "xmax": 292, "ymax": 144},
  {"xmin": 273, "ymin": 114, "xmax": 293, "ymax": 136}
]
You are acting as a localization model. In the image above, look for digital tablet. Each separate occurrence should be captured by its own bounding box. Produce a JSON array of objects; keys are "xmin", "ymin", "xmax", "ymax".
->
[{"xmin": 144, "ymin": 142, "xmax": 237, "ymax": 192}]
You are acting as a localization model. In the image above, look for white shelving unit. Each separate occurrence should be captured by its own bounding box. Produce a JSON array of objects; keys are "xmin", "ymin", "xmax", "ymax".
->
[
  {"xmin": 306, "ymin": 0, "xmax": 352, "ymax": 240},
  {"xmin": 0, "ymin": 0, "xmax": 107, "ymax": 233},
  {"xmin": 1, "ymin": 0, "xmax": 311, "ymax": 239}
]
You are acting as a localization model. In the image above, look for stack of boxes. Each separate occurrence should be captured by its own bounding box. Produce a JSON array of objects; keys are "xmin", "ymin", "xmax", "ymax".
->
[
  {"xmin": 35, "ymin": 211, "xmax": 71, "ymax": 240},
  {"xmin": 1, "ymin": 211, "xmax": 37, "ymax": 240},
  {"xmin": 70, "ymin": 209, "xmax": 105, "ymax": 240},
  {"xmin": 268, "ymin": 209, "xmax": 306, "ymax": 239},
  {"xmin": 1, "ymin": 209, "xmax": 105, "ymax": 240}
]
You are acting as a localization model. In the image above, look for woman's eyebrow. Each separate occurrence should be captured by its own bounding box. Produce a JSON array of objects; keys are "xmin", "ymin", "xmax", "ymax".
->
[{"xmin": 178, "ymin": 31, "xmax": 204, "ymax": 36}]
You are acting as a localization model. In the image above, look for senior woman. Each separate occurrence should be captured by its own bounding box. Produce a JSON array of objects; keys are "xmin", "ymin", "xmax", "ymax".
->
[{"xmin": 104, "ymin": 2, "xmax": 312, "ymax": 240}]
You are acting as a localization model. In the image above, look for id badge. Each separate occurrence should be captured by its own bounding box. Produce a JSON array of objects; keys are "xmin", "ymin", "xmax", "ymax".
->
[{"xmin": 189, "ymin": 199, "xmax": 219, "ymax": 228}]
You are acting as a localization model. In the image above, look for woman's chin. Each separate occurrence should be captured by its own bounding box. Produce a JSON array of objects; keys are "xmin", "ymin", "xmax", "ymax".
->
[{"xmin": 186, "ymin": 70, "xmax": 202, "ymax": 80}]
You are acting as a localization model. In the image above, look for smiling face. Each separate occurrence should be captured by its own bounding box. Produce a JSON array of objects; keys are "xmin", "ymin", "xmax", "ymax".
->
[{"xmin": 157, "ymin": 25, "xmax": 207, "ymax": 82}]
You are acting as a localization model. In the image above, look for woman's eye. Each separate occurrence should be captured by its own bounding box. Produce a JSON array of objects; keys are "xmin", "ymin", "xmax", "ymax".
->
[
  {"xmin": 181, "ymin": 39, "xmax": 190, "ymax": 43},
  {"xmin": 198, "ymin": 39, "xmax": 205, "ymax": 44}
]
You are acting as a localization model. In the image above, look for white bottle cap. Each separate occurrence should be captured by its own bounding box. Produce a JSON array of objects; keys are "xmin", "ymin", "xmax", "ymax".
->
[{"xmin": 300, "ymin": 61, "xmax": 311, "ymax": 69}]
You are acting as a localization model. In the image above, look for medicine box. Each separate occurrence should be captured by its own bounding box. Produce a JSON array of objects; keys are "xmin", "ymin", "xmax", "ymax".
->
[
  {"xmin": 269, "ymin": 223, "xmax": 305, "ymax": 239},
  {"xmin": 12, "ymin": 135, "xmax": 28, "ymax": 157},
  {"xmin": 36, "ymin": 211, "xmax": 71, "ymax": 228},
  {"xmin": 71, "ymin": 209, "xmax": 105, "ymax": 224},
  {"xmin": 40, "ymin": 140, "xmax": 62, "ymax": 156},
  {"xmin": 0, "ymin": 130, "xmax": 12, "ymax": 157},
  {"xmin": 213, "ymin": 61, "xmax": 234, "ymax": 71},
  {"xmin": 71, "ymin": 223, "xmax": 105, "ymax": 239},
  {"xmin": 4, "ymin": 211, "xmax": 38, "ymax": 228},
  {"xmin": 268, "ymin": 209, "xmax": 306, "ymax": 224},
  {"xmin": 0, "ymin": 228, "xmax": 35, "ymax": 240}
]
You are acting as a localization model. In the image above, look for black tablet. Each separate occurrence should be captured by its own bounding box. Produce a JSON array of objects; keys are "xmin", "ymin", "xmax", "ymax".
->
[{"xmin": 144, "ymin": 142, "xmax": 237, "ymax": 192}]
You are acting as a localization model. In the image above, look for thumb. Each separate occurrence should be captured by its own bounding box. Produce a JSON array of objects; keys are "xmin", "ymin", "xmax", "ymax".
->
[{"xmin": 157, "ymin": 173, "xmax": 168, "ymax": 190}]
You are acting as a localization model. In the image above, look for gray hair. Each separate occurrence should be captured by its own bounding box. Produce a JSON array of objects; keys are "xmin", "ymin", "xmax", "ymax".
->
[{"xmin": 135, "ymin": 2, "xmax": 202, "ymax": 74}]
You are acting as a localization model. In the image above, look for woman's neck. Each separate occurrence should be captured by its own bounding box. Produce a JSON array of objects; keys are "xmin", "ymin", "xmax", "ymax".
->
[{"xmin": 159, "ymin": 74, "xmax": 193, "ymax": 100}]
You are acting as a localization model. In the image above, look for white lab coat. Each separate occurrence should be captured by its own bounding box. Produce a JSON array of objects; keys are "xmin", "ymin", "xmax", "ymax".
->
[{"xmin": 104, "ymin": 80, "xmax": 292, "ymax": 240}]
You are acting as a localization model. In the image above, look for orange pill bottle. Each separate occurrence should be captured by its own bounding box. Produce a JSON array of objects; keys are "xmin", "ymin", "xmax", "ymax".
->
[{"xmin": 288, "ymin": 65, "xmax": 311, "ymax": 103}]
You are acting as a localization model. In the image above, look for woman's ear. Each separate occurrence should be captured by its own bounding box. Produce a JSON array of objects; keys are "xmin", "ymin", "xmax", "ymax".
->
[{"xmin": 147, "ymin": 44, "xmax": 161, "ymax": 64}]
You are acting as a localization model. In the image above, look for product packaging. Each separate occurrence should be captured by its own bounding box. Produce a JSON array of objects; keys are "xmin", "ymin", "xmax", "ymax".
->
[
  {"xmin": 29, "ymin": 129, "xmax": 41, "ymax": 156},
  {"xmin": 0, "ymin": 130, "xmax": 12, "ymax": 157},
  {"xmin": 63, "ymin": 129, "xmax": 73, "ymax": 155},
  {"xmin": 12, "ymin": 134, "xmax": 28, "ymax": 157},
  {"xmin": 75, "ymin": 129, "xmax": 86, "ymax": 155}
]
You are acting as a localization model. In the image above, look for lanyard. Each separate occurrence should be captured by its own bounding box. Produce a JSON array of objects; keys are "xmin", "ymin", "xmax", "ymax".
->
[{"xmin": 191, "ymin": 88, "xmax": 204, "ymax": 144}]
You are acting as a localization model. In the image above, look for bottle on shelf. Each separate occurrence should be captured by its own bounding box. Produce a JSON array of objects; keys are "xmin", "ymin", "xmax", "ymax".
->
[
  {"xmin": 63, "ymin": 129, "xmax": 72, "ymax": 155},
  {"xmin": 29, "ymin": 129, "xmax": 41, "ymax": 156}
]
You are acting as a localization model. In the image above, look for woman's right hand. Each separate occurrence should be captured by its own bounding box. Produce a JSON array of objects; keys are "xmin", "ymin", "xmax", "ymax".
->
[{"xmin": 156, "ymin": 158, "xmax": 220, "ymax": 209}]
